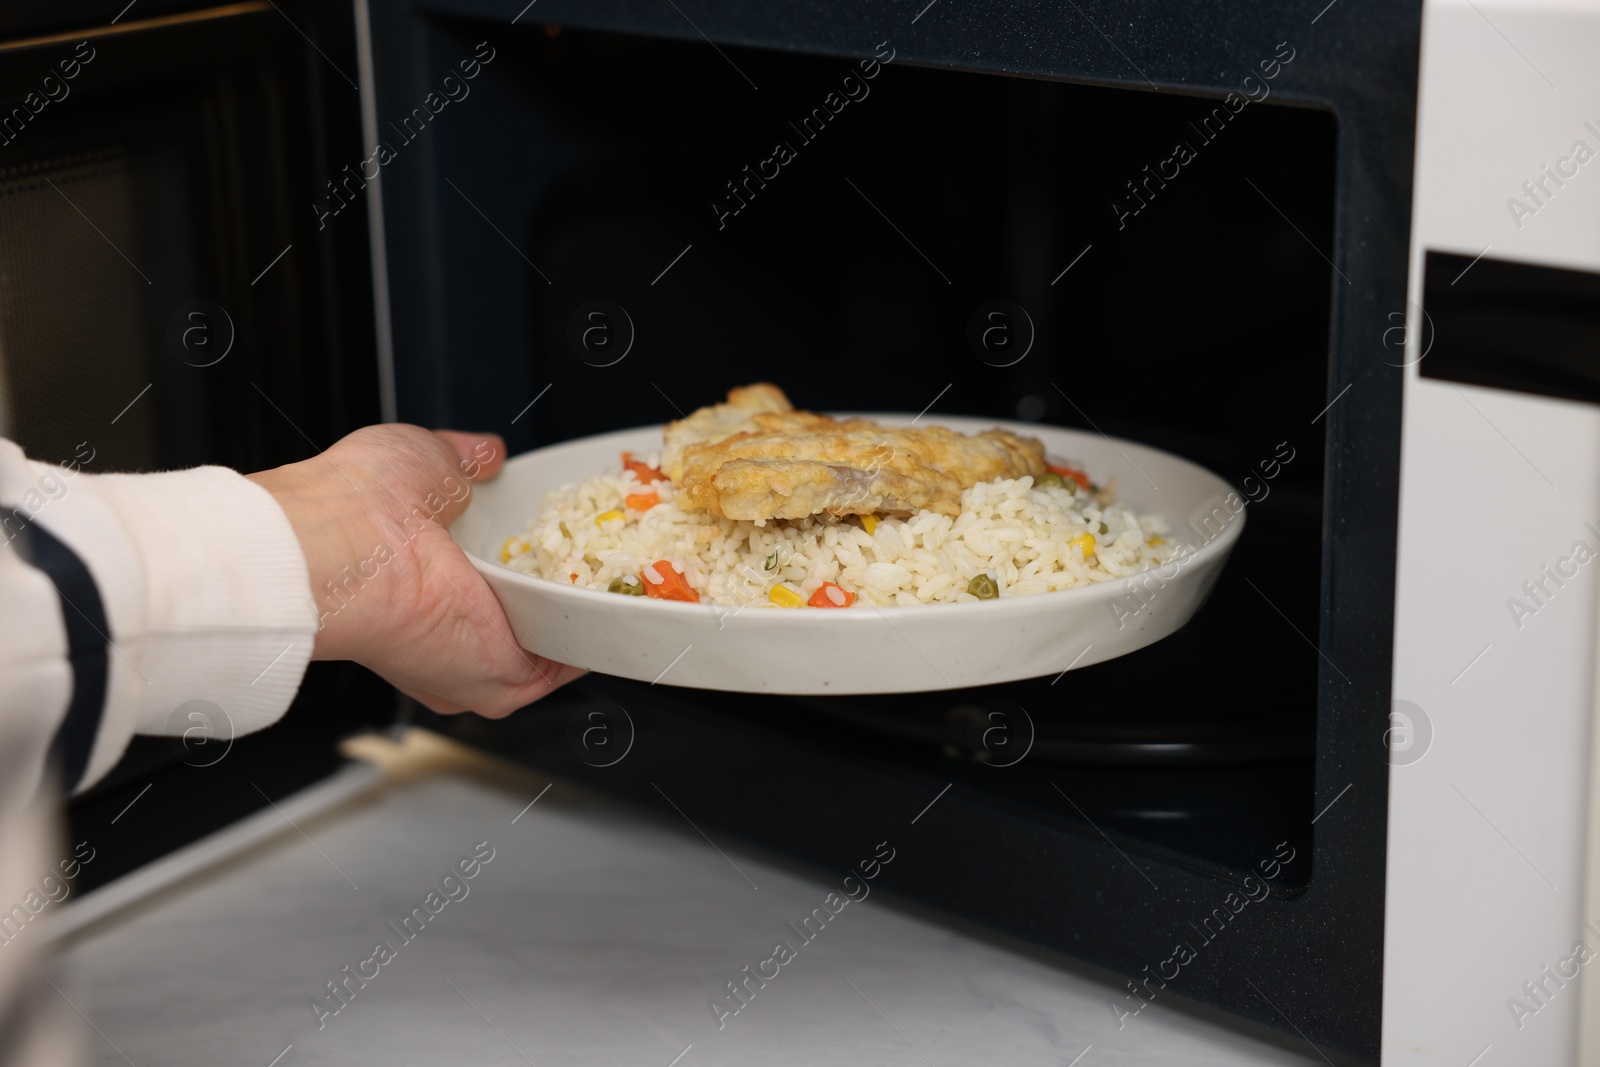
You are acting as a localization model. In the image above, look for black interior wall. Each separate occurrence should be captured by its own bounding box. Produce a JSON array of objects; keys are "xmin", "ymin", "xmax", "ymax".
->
[{"xmin": 432, "ymin": 18, "xmax": 1333, "ymax": 874}]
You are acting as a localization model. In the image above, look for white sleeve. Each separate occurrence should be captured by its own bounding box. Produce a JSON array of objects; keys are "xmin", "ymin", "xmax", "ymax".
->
[{"xmin": 0, "ymin": 438, "xmax": 316, "ymax": 795}]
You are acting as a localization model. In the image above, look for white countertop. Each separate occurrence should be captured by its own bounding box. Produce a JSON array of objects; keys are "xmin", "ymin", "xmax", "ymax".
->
[{"xmin": 58, "ymin": 730, "xmax": 1340, "ymax": 1066}]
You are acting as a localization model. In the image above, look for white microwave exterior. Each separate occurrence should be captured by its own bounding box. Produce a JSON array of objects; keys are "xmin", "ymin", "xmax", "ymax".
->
[{"xmin": 1385, "ymin": 0, "xmax": 1600, "ymax": 1062}]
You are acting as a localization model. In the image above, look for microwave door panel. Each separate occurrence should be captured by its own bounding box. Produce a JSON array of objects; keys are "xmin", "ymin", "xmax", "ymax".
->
[{"xmin": 1384, "ymin": 0, "xmax": 1600, "ymax": 1061}]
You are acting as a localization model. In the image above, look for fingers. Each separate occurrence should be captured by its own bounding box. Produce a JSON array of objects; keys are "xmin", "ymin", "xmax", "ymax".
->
[
  {"xmin": 474, "ymin": 654, "xmax": 586, "ymax": 718},
  {"xmin": 421, "ymin": 429, "xmax": 503, "ymax": 528},
  {"xmin": 434, "ymin": 430, "xmax": 506, "ymax": 482},
  {"xmin": 520, "ymin": 657, "xmax": 589, "ymax": 703},
  {"xmin": 394, "ymin": 658, "xmax": 586, "ymax": 720},
  {"xmin": 382, "ymin": 639, "xmax": 588, "ymax": 723},
  {"xmin": 395, "ymin": 684, "xmax": 471, "ymax": 716}
]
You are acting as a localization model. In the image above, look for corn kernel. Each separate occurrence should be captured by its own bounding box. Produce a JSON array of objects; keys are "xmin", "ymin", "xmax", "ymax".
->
[
  {"xmin": 595, "ymin": 509, "xmax": 624, "ymax": 527},
  {"xmin": 860, "ymin": 515, "xmax": 878, "ymax": 535},
  {"xmin": 1147, "ymin": 536, "xmax": 1165, "ymax": 547},
  {"xmin": 500, "ymin": 536, "xmax": 522, "ymax": 563},
  {"xmin": 768, "ymin": 584, "xmax": 805, "ymax": 608},
  {"xmin": 1071, "ymin": 532, "xmax": 1096, "ymax": 560}
]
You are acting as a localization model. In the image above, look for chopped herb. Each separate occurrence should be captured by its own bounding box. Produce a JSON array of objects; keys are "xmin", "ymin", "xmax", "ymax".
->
[{"xmin": 764, "ymin": 550, "xmax": 778, "ymax": 571}]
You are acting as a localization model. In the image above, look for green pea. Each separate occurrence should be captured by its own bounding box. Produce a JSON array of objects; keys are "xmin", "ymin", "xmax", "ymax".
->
[
  {"xmin": 608, "ymin": 575, "xmax": 645, "ymax": 596},
  {"xmin": 968, "ymin": 573, "xmax": 999, "ymax": 600},
  {"xmin": 1037, "ymin": 471, "xmax": 1066, "ymax": 490}
]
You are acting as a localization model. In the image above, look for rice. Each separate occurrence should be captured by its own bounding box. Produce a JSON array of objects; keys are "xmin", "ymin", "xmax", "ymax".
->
[{"xmin": 503, "ymin": 450, "xmax": 1188, "ymax": 608}]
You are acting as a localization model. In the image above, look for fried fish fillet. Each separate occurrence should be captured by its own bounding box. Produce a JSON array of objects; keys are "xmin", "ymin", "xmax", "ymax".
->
[
  {"xmin": 664, "ymin": 386, "xmax": 1048, "ymax": 521},
  {"xmin": 660, "ymin": 383, "xmax": 793, "ymax": 481}
]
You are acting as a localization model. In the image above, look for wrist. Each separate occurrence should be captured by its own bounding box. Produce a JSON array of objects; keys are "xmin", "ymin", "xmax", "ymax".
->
[{"xmin": 247, "ymin": 464, "xmax": 372, "ymax": 662}]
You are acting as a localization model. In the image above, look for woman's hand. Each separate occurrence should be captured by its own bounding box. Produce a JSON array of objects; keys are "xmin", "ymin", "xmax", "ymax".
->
[{"xmin": 248, "ymin": 424, "xmax": 583, "ymax": 716}]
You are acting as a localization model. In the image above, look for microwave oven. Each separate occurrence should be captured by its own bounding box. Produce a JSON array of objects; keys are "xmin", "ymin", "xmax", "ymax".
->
[{"xmin": 4, "ymin": 0, "xmax": 1596, "ymax": 1063}]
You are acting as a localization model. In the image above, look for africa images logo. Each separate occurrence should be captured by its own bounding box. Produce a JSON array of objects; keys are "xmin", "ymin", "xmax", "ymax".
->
[{"xmin": 312, "ymin": 42, "xmax": 496, "ymax": 230}]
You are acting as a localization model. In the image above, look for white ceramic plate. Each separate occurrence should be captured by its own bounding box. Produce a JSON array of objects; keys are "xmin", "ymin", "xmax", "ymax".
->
[{"xmin": 452, "ymin": 415, "xmax": 1245, "ymax": 695}]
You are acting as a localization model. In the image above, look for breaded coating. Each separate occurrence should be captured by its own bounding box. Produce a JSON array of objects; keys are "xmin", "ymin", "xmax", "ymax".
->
[
  {"xmin": 666, "ymin": 386, "xmax": 1048, "ymax": 521},
  {"xmin": 660, "ymin": 383, "xmax": 793, "ymax": 481}
]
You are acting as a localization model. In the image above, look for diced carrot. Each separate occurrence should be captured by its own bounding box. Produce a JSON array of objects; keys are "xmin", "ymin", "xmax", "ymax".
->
[
  {"xmin": 625, "ymin": 491, "xmax": 659, "ymax": 510},
  {"xmin": 808, "ymin": 582, "xmax": 856, "ymax": 608},
  {"xmin": 1047, "ymin": 463, "xmax": 1093, "ymax": 490},
  {"xmin": 622, "ymin": 451, "xmax": 667, "ymax": 484},
  {"xmin": 640, "ymin": 560, "xmax": 698, "ymax": 602},
  {"xmin": 570, "ymin": 573, "xmax": 579, "ymax": 583}
]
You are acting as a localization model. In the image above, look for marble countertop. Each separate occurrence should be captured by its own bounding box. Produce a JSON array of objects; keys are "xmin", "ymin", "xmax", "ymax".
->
[{"xmin": 58, "ymin": 729, "xmax": 1340, "ymax": 1066}]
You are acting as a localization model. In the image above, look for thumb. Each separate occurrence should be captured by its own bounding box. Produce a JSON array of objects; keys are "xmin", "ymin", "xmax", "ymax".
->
[{"xmin": 434, "ymin": 430, "xmax": 506, "ymax": 481}]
